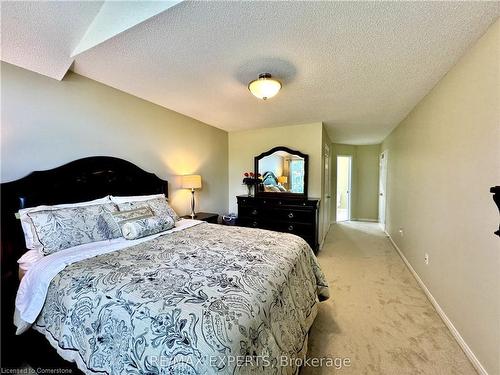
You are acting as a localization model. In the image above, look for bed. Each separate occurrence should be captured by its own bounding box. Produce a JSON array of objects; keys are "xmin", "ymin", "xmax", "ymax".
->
[
  {"xmin": 261, "ymin": 171, "xmax": 286, "ymax": 193},
  {"xmin": 1, "ymin": 156, "xmax": 329, "ymax": 374}
]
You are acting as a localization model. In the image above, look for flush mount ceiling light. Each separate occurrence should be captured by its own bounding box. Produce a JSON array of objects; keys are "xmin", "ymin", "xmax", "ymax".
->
[{"xmin": 248, "ymin": 73, "xmax": 282, "ymax": 100}]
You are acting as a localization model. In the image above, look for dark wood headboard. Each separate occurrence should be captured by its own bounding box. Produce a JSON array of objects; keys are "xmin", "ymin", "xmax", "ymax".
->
[{"xmin": 0, "ymin": 156, "xmax": 168, "ymax": 357}]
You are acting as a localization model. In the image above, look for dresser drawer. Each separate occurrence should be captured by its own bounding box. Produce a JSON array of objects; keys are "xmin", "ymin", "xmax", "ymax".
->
[
  {"xmin": 237, "ymin": 217, "xmax": 263, "ymax": 229},
  {"xmin": 273, "ymin": 208, "xmax": 314, "ymax": 223},
  {"xmin": 236, "ymin": 195, "xmax": 319, "ymax": 252},
  {"xmin": 275, "ymin": 221, "xmax": 313, "ymax": 236},
  {"xmin": 237, "ymin": 218, "xmax": 311, "ymax": 236},
  {"xmin": 237, "ymin": 197, "xmax": 257, "ymax": 207},
  {"xmin": 238, "ymin": 206, "xmax": 262, "ymax": 218}
]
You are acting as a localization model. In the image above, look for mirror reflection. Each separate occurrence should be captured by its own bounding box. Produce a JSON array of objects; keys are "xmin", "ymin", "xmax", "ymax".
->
[{"xmin": 258, "ymin": 150, "xmax": 305, "ymax": 194}]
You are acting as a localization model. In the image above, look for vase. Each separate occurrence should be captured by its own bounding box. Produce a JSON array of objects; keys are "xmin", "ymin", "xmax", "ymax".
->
[{"xmin": 247, "ymin": 184, "xmax": 254, "ymax": 197}]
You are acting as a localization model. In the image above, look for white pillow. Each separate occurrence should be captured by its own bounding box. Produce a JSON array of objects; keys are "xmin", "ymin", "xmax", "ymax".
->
[
  {"xmin": 18, "ymin": 196, "xmax": 112, "ymax": 250},
  {"xmin": 110, "ymin": 194, "xmax": 165, "ymax": 204},
  {"xmin": 17, "ymin": 249, "xmax": 44, "ymax": 271}
]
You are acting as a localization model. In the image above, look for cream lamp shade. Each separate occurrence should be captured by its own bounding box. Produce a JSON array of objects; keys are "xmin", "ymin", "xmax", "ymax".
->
[
  {"xmin": 248, "ymin": 73, "xmax": 282, "ymax": 100},
  {"xmin": 277, "ymin": 176, "xmax": 288, "ymax": 184},
  {"xmin": 182, "ymin": 175, "xmax": 202, "ymax": 189}
]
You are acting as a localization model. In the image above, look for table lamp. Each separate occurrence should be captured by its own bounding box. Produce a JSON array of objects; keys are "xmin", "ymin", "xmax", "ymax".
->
[
  {"xmin": 182, "ymin": 175, "xmax": 202, "ymax": 219},
  {"xmin": 278, "ymin": 176, "xmax": 288, "ymax": 186}
]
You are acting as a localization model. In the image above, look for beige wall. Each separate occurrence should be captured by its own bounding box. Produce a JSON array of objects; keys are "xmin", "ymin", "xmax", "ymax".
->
[
  {"xmin": 355, "ymin": 144, "xmax": 381, "ymax": 220},
  {"xmin": 1, "ymin": 62, "xmax": 229, "ymax": 216},
  {"xmin": 382, "ymin": 19, "xmax": 499, "ymax": 375},
  {"xmin": 332, "ymin": 143, "xmax": 380, "ymax": 222}
]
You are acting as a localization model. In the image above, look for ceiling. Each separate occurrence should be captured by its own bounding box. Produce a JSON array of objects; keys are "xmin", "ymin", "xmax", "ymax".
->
[
  {"xmin": 2, "ymin": 2, "xmax": 499, "ymax": 144},
  {"xmin": 1, "ymin": 1, "xmax": 103, "ymax": 79}
]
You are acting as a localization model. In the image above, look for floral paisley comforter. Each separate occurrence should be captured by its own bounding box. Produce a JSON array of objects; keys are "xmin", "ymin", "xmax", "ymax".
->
[{"xmin": 28, "ymin": 223, "xmax": 329, "ymax": 374}]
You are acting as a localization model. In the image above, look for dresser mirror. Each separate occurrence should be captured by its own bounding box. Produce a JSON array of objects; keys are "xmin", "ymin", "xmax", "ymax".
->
[{"xmin": 254, "ymin": 146, "xmax": 308, "ymax": 198}]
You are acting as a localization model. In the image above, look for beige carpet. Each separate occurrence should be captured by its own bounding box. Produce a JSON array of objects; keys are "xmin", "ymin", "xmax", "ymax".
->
[{"xmin": 303, "ymin": 221, "xmax": 477, "ymax": 375}]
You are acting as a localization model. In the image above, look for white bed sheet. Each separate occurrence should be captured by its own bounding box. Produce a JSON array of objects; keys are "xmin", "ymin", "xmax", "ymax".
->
[{"xmin": 14, "ymin": 219, "xmax": 203, "ymax": 333}]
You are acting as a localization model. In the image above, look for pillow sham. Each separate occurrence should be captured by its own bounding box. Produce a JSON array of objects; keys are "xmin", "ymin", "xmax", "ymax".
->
[
  {"xmin": 118, "ymin": 215, "xmax": 175, "ymax": 240},
  {"xmin": 27, "ymin": 203, "xmax": 121, "ymax": 255},
  {"xmin": 117, "ymin": 196, "xmax": 179, "ymax": 222},
  {"xmin": 18, "ymin": 196, "xmax": 112, "ymax": 250}
]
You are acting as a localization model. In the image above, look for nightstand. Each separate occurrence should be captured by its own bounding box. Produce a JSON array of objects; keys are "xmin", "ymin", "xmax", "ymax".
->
[{"xmin": 182, "ymin": 212, "xmax": 219, "ymax": 224}]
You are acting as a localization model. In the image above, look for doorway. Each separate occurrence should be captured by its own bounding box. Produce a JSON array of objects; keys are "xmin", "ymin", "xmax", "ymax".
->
[
  {"xmin": 323, "ymin": 144, "xmax": 332, "ymax": 240},
  {"xmin": 379, "ymin": 150, "xmax": 388, "ymax": 230},
  {"xmin": 336, "ymin": 155, "xmax": 351, "ymax": 222}
]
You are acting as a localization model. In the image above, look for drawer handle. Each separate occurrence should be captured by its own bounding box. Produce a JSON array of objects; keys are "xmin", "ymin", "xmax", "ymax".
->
[
  {"xmin": 252, "ymin": 221, "xmax": 258, "ymax": 228},
  {"xmin": 288, "ymin": 225, "xmax": 294, "ymax": 231},
  {"xmin": 288, "ymin": 212, "xmax": 294, "ymax": 219},
  {"xmin": 252, "ymin": 209, "xmax": 258, "ymax": 215}
]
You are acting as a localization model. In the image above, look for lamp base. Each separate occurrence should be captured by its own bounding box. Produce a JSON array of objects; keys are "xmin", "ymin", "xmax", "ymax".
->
[{"xmin": 190, "ymin": 189, "xmax": 197, "ymax": 219}]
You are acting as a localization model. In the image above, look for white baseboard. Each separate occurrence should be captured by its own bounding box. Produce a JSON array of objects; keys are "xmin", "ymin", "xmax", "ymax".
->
[
  {"xmin": 385, "ymin": 232, "xmax": 487, "ymax": 375},
  {"xmin": 319, "ymin": 238, "xmax": 325, "ymax": 251},
  {"xmin": 319, "ymin": 223, "xmax": 332, "ymax": 250},
  {"xmin": 330, "ymin": 219, "xmax": 378, "ymax": 223}
]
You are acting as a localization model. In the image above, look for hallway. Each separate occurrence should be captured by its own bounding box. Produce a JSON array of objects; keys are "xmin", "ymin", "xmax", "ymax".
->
[{"xmin": 304, "ymin": 222, "xmax": 476, "ymax": 375}]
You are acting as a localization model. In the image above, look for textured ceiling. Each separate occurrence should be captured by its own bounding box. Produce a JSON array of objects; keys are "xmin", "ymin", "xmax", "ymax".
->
[
  {"xmin": 3, "ymin": 2, "xmax": 499, "ymax": 144},
  {"xmin": 71, "ymin": 1, "xmax": 181, "ymax": 57},
  {"xmin": 0, "ymin": 1, "xmax": 178, "ymax": 79},
  {"xmin": 1, "ymin": 1, "xmax": 103, "ymax": 80},
  {"xmin": 72, "ymin": 1, "xmax": 499, "ymax": 144}
]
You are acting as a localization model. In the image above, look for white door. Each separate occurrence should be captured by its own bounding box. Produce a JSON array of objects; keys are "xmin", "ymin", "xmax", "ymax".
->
[
  {"xmin": 379, "ymin": 150, "xmax": 388, "ymax": 230},
  {"xmin": 323, "ymin": 145, "xmax": 331, "ymax": 239}
]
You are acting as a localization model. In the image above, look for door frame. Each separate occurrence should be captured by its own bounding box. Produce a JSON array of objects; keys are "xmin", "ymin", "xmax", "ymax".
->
[
  {"xmin": 379, "ymin": 150, "xmax": 388, "ymax": 230},
  {"xmin": 322, "ymin": 144, "xmax": 332, "ymax": 240},
  {"xmin": 336, "ymin": 154, "xmax": 352, "ymax": 222}
]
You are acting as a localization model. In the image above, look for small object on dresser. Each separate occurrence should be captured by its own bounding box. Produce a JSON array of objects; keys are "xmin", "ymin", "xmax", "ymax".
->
[{"xmin": 182, "ymin": 212, "xmax": 219, "ymax": 224}]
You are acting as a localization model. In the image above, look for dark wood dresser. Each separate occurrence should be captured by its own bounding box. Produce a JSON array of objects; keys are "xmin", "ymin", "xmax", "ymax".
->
[{"xmin": 236, "ymin": 195, "xmax": 320, "ymax": 252}]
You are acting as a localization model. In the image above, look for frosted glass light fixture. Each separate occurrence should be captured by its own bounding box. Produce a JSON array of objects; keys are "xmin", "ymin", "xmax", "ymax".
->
[{"xmin": 248, "ymin": 73, "xmax": 281, "ymax": 100}]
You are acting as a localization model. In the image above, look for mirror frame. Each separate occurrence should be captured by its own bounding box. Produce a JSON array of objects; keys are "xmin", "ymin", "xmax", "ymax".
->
[{"xmin": 254, "ymin": 146, "xmax": 309, "ymax": 198}]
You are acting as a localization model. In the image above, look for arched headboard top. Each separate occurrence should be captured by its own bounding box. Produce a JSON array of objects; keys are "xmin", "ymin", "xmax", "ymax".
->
[
  {"xmin": 1, "ymin": 156, "xmax": 168, "ymax": 286},
  {"xmin": 1, "ymin": 156, "xmax": 168, "ymax": 208}
]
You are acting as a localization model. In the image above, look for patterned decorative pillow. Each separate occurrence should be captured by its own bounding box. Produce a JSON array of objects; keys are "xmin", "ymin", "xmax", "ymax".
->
[
  {"xmin": 27, "ymin": 203, "xmax": 121, "ymax": 255},
  {"xmin": 111, "ymin": 206, "xmax": 155, "ymax": 224},
  {"xmin": 119, "ymin": 215, "xmax": 175, "ymax": 240},
  {"xmin": 117, "ymin": 197, "xmax": 179, "ymax": 222}
]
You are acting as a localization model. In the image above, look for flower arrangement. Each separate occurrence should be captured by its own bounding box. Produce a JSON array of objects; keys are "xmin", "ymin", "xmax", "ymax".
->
[
  {"xmin": 242, "ymin": 172, "xmax": 261, "ymax": 197},
  {"xmin": 242, "ymin": 172, "xmax": 260, "ymax": 186}
]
